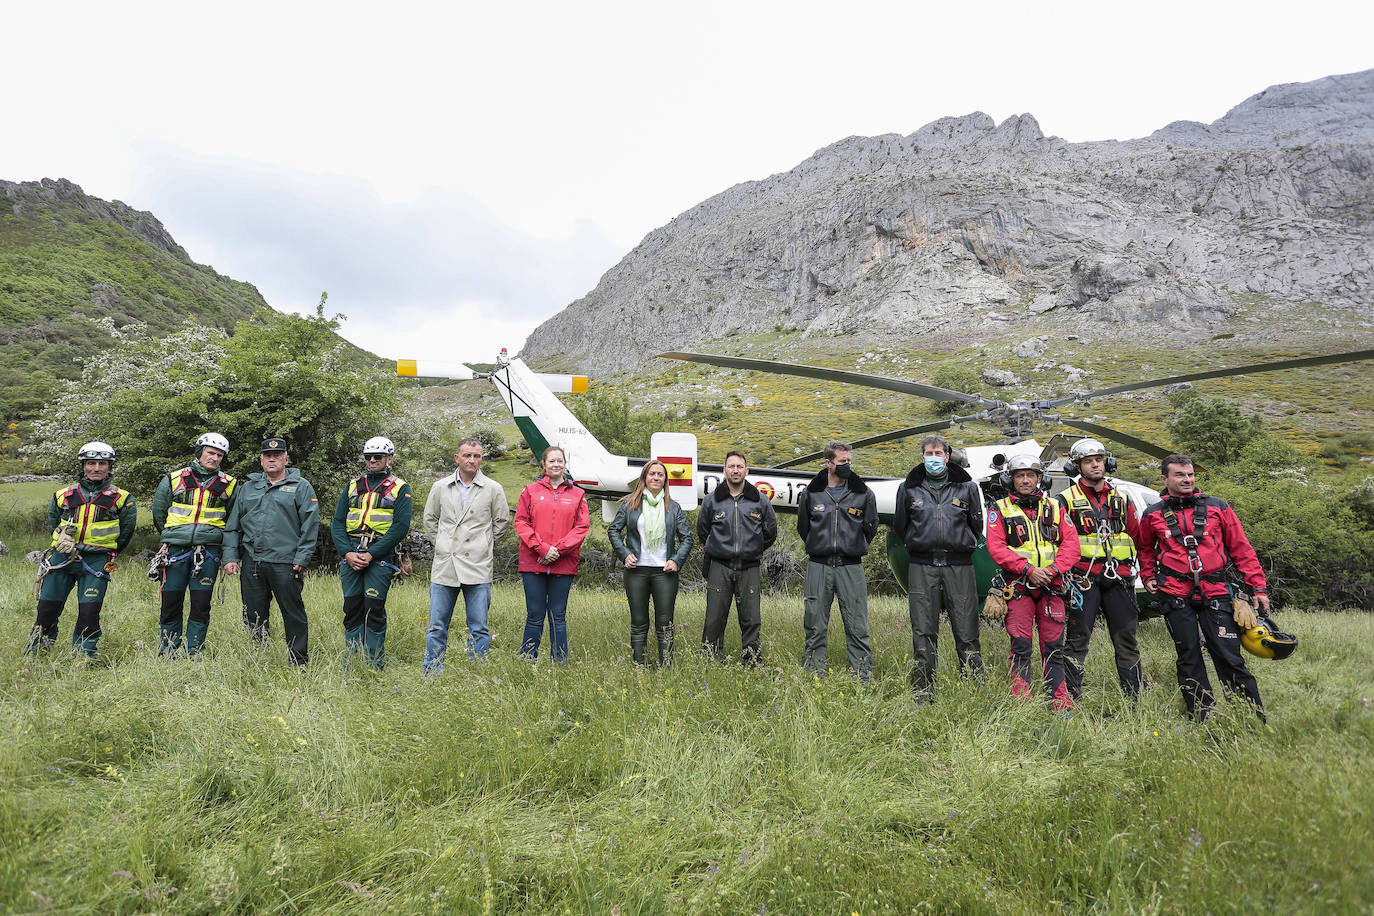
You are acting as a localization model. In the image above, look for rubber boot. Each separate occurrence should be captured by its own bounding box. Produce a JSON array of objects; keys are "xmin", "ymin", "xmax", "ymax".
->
[
  {"xmin": 362, "ymin": 598, "xmax": 388, "ymax": 669},
  {"xmin": 1119, "ymin": 662, "xmax": 1145, "ymax": 703},
  {"xmin": 630, "ymin": 624, "xmax": 649, "ymax": 666},
  {"xmin": 656, "ymin": 624, "xmax": 675, "ymax": 668},
  {"xmin": 186, "ymin": 591, "xmax": 212, "ymax": 656},
  {"xmin": 26, "ymin": 600, "xmax": 63, "ymax": 654}
]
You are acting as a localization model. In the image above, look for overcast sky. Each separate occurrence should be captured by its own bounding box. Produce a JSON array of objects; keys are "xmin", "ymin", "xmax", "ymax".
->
[{"xmin": 3, "ymin": 1, "xmax": 1369, "ymax": 364}]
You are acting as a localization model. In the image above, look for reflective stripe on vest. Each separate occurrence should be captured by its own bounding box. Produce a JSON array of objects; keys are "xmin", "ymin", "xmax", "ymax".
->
[
  {"xmin": 995, "ymin": 496, "xmax": 1063, "ymax": 568},
  {"xmin": 52, "ymin": 483, "xmax": 130, "ymax": 550},
  {"xmin": 1061, "ymin": 484, "xmax": 1136, "ymax": 562},
  {"xmin": 165, "ymin": 467, "xmax": 237, "ymax": 529},
  {"xmin": 345, "ymin": 474, "xmax": 406, "ymax": 537}
]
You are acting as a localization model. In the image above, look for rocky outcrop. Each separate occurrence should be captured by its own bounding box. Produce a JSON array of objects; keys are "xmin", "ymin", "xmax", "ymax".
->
[
  {"xmin": 523, "ymin": 70, "xmax": 1374, "ymax": 373},
  {"xmin": 1, "ymin": 178, "xmax": 189, "ymax": 257}
]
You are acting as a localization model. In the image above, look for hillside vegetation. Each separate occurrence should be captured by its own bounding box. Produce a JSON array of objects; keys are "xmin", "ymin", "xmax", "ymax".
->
[{"xmin": 1, "ymin": 555, "xmax": 1371, "ymax": 913}]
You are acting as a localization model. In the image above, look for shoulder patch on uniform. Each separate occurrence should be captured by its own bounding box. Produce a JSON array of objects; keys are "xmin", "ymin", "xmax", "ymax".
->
[{"xmin": 988, "ymin": 509, "xmax": 999, "ymax": 524}]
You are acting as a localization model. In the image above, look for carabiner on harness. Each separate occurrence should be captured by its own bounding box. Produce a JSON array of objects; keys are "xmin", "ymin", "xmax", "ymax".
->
[
  {"xmin": 147, "ymin": 544, "xmax": 171, "ymax": 581},
  {"xmin": 191, "ymin": 545, "xmax": 207, "ymax": 578}
]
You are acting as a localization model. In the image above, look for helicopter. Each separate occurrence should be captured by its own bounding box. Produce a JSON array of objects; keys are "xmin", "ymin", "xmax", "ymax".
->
[{"xmin": 399, "ymin": 344, "xmax": 1374, "ymax": 602}]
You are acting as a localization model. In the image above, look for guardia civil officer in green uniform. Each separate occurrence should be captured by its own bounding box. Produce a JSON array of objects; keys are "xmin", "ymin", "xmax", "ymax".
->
[
  {"xmin": 150, "ymin": 433, "xmax": 237, "ymax": 656},
  {"xmin": 330, "ymin": 436, "xmax": 412, "ymax": 669},
  {"xmin": 222, "ymin": 437, "xmax": 319, "ymax": 667},
  {"xmin": 26, "ymin": 441, "xmax": 137, "ymax": 658}
]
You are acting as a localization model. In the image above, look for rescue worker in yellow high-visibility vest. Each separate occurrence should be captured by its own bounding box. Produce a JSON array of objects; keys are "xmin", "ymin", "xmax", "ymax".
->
[
  {"xmin": 986, "ymin": 455, "xmax": 1081, "ymax": 710},
  {"xmin": 1056, "ymin": 438, "xmax": 1144, "ymax": 702},
  {"xmin": 151, "ymin": 433, "xmax": 238, "ymax": 656},
  {"xmin": 27, "ymin": 442, "xmax": 137, "ymax": 658},
  {"xmin": 330, "ymin": 436, "xmax": 412, "ymax": 668}
]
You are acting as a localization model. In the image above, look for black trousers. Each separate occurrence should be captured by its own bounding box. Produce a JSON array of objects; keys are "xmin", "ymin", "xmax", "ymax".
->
[
  {"xmin": 240, "ymin": 554, "xmax": 310, "ymax": 666},
  {"xmin": 625, "ymin": 566, "xmax": 679, "ymax": 633},
  {"xmin": 907, "ymin": 563, "xmax": 983, "ymax": 697},
  {"xmin": 1161, "ymin": 594, "xmax": 1262, "ymax": 719},
  {"xmin": 702, "ymin": 562, "xmax": 762, "ymax": 664},
  {"xmin": 1064, "ymin": 577, "xmax": 1143, "ymax": 699}
]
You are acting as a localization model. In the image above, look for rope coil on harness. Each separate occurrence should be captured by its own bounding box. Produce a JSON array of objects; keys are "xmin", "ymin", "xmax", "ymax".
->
[{"xmin": 33, "ymin": 547, "xmax": 77, "ymax": 600}]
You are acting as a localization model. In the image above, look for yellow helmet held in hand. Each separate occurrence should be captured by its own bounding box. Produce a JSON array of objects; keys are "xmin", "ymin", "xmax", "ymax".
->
[{"xmin": 1240, "ymin": 613, "xmax": 1298, "ymax": 660}]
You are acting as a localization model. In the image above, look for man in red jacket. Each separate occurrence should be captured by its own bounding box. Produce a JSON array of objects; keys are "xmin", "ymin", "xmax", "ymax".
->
[
  {"xmin": 986, "ymin": 455, "xmax": 1081, "ymax": 710},
  {"xmin": 1137, "ymin": 454, "xmax": 1268, "ymax": 722}
]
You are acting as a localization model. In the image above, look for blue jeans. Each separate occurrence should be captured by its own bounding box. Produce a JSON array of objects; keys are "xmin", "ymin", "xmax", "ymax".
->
[
  {"xmin": 520, "ymin": 572, "xmax": 573, "ymax": 662},
  {"xmin": 425, "ymin": 582, "xmax": 493, "ymax": 673}
]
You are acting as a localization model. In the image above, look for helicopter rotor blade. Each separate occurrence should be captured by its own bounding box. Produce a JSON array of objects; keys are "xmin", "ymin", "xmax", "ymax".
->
[
  {"xmin": 1048, "ymin": 348, "xmax": 1374, "ymax": 407},
  {"xmin": 1059, "ymin": 420, "xmax": 1177, "ymax": 461},
  {"xmin": 658, "ymin": 352, "xmax": 986, "ymax": 406},
  {"xmin": 773, "ymin": 420, "xmax": 955, "ymax": 470}
]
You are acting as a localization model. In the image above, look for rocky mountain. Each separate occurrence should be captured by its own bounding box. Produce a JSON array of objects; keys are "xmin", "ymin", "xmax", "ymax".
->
[
  {"xmin": 3, "ymin": 179, "xmax": 300, "ymax": 426},
  {"xmin": 522, "ymin": 70, "xmax": 1374, "ymax": 374}
]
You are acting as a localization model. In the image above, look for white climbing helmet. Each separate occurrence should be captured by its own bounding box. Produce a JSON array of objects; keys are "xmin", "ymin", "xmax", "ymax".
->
[
  {"xmin": 362, "ymin": 436, "xmax": 396, "ymax": 456},
  {"xmin": 195, "ymin": 432, "xmax": 230, "ymax": 456},
  {"xmin": 78, "ymin": 441, "xmax": 116, "ymax": 463}
]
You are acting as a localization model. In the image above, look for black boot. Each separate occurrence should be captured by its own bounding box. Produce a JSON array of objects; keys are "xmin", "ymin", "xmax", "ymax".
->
[
  {"xmin": 656, "ymin": 624, "xmax": 675, "ymax": 668},
  {"xmin": 630, "ymin": 624, "xmax": 649, "ymax": 666}
]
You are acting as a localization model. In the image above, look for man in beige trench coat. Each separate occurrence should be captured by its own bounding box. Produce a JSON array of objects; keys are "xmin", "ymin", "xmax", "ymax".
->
[{"xmin": 422, "ymin": 438, "xmax": 510, "ymax": 672}]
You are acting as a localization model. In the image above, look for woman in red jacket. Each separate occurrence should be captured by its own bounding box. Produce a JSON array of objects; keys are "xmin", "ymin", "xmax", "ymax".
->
[{"xmin": 514, "ymin": 446, "xmax": 590, "ymax": 662}]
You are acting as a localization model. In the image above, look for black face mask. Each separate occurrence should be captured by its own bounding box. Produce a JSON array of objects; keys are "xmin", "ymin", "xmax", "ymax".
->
[{"xmin": 835, "ymin": 464, "xmax": 853, "ymax": 480}]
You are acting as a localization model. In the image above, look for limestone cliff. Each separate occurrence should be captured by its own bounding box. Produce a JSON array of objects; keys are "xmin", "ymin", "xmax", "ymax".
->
[{"xmin": 522, "ymin": 70, "xmax": 1374, "ymax": 373}]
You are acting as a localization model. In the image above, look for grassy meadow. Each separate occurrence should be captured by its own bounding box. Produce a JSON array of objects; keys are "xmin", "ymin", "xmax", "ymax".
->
[{"xmin": 2, "ymin": 532, "xmax": 1373, "ymax": 913}]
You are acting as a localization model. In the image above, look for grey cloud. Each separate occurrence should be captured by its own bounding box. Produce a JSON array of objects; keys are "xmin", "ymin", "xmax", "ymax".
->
[{"xmin": 128, "ymin": 145, "xmax": 619, "ymax": 320}]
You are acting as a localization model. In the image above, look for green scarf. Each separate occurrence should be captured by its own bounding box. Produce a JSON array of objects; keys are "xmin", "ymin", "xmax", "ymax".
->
[{"xmin": 642, "ymin": 489, "xmax": 666, "ymax": 552}]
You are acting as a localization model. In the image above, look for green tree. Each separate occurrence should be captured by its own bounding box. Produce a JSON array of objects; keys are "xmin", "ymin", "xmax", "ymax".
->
[
  {"xmin": 1206, "ymin": 437, "xmax": 1374, "ymax": 606},
  {"xmin": 562, "ymin": 389, "xmax": 671, "ymax": 458},
  {"xmin": 1165, "ymin": 396, "xmax": 1264, "ymax": 467},
  {"xmin": 931, "ymin": 365, "xmax": 983, "ymax": 415},
  {"xmin": 27, "ymin": 308, "xmax": 415, "ymax": 498}
]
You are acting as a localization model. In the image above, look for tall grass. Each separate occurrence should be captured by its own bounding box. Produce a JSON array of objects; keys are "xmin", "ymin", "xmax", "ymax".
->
[{"xmin": 2, "ymin": 552, "xmax": 1371, "ymax": 914}]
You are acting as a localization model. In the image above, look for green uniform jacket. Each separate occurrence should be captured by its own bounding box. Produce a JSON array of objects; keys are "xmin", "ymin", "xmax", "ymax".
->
[
  {"xmin": 330, "ymin": 470, "xmax": 413, "ymax": 560},
  {"xmin": 152, "ymin": 461, "xmax": 237, "ymax": 548},
  {"xmin": 222, "ymin": 468, "xmax": 319, "ymax": 566},
  {"xmin": 47, "ymin": 475, "xmax": 138, "ymax": 555}
]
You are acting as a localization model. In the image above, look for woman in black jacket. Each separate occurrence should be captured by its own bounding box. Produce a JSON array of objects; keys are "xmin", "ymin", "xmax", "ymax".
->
[{"xmin": 608, "ymin": 460, "xmax": 693, "ymax": 666}]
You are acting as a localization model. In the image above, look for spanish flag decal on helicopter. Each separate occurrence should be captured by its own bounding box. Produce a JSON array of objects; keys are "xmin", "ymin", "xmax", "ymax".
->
[{"xmin": 659, "ymin": 456, "xmax": 693, "ymax": 488}]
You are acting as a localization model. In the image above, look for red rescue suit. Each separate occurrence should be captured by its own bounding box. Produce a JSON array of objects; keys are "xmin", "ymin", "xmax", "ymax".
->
[
  {"xmin": 986, "ymin": 494, "xmax": 1081, "ymax": 709},
  {"xmin": 1136, "ymin": 491, "xmax": 1267, "ymax": 600},
  {"xmin": 1136, "ymin": 490, "xmax": 1267, "ymax": 719}
]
